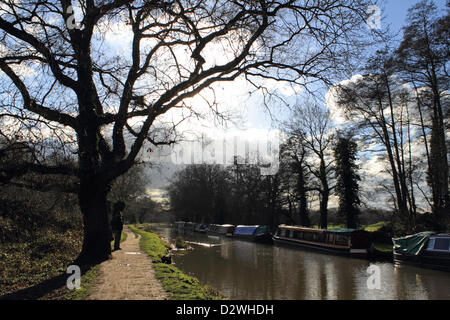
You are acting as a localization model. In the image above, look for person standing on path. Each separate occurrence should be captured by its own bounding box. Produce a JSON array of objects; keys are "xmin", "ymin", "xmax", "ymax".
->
[{"xmin": 111, "ymin": 201, "xmax": 125, "ymax": 251}]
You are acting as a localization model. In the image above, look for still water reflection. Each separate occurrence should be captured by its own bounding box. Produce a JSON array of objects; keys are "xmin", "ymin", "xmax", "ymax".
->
[{"xmin": 153, "ymin": 226, "xmax": 450, "ymax": 300}]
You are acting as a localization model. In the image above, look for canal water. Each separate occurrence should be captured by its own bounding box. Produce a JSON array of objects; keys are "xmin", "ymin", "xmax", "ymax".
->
[{"xmin": 151, "ymin": 226, "xmax": 450, "ymax": 300}]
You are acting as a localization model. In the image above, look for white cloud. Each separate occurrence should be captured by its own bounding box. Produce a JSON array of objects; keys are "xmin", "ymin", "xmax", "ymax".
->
[{"xmin": 325, "ymin": 74, "xmax": 364, "ymax": 125}]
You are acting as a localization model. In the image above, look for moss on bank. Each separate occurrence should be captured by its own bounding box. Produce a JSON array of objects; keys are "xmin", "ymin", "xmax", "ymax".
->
[{"xmin": 128, "ymin": 224, "xmax": 225, "ymax": 300}]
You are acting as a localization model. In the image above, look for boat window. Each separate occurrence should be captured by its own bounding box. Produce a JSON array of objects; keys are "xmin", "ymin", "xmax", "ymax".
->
[
  {"xmin": 293, "ymin": 231, "xmax": 303, "ymax": 240},
  {"xmin": 289, "ymin": 230, "xmax": 294, "ymax": 238},
  {"xmin": 280, "ymin": 229, "xmax": 287, "ymax": 237},
  {"xmin": 304, "ymin": 232, "xmax": 314, "ymax": 241},
  {"xmin": 326, "ymin": 234, "xmax": 335, "ymax": 244},
  {"xmin": 335, "ymin": 234, "xmax": 349, "ymax": 246},
  {"xmin": 317, "ymin": 233, "xmax": 325, "ymax": 243},
  {"xmin": 434, "ymin": 238, "xmax": 450, "ymax": 251},
  {"xmin": 427, "ymin": 238, "xmax": 435, "ymax": 250}
]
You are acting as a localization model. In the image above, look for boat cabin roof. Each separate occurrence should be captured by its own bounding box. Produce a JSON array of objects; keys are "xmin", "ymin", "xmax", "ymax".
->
[
  {"xmin": 278, "ymin": 225, "xmax": 325, "ymax": 233},
  {"xmin": 234, "ymin": 225, "xmax": 266, "ymax": 235},
  {"xmin": 209, "ymin": 224, "xmax": 234, "ymax": 229},
  {"xmin": 236, "ymin": 225, "xmax": 260, "ymax": 228},
  {"xmin": 277, "ymin": 225, "xmax": 367, "ymax": 234},
  {"xmin": 430, "ymin": 234, "xmax": 450, "ymax": 238}
]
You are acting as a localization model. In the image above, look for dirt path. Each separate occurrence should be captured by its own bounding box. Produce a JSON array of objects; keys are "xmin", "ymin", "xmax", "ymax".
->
[{"xmin": 87, "ymin": 226, "xmax": 168, "ymax": 300}]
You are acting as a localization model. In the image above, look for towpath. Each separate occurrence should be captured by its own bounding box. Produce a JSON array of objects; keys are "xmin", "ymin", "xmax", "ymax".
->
[{"xmin": 87, "ymin": 226, "xmax": 168, "ymax": 300}]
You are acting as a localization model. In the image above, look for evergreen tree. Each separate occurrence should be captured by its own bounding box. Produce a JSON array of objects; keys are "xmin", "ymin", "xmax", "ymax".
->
[{"xmin": 334, "ymin": 135, "xmax": 361, "ymax": 229}]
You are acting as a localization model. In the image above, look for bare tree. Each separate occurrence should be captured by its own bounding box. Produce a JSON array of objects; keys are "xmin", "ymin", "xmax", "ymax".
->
[
  {"xmin": 108, "ymin": 163, "xmax": 149, "ymax": 204},
  {"xmin": 279, "ymin": 136, "xmax": 311, "ymax": 226},
  {"xmin": 168, "ymin": 163, "xmax": 232, "ymax": 223},
  {"xmin": 285, "ymin": 102, "xmax": 334, "ymax": 229},
  {"xmin": 0, "ymin": 0, "xmax": 374, "ymax": 262},
  {"xmin": 395, "ymin": 0, "xmax": 449, "ymax": 228},
  {"xmin": 333, "ymin": 51, "xmax": 420, "ymax": 231}
]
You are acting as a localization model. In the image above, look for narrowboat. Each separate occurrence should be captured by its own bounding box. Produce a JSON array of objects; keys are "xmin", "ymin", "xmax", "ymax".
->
[
  {"xmin": 173, "ymin": 221, "xmax": 197, "ymax": 233},
  {"xmin": 207, "ymin": 224, "xmax": 235, "ymax": 236},
  {"xmin": 194, "ymin": 223, "xmax": 208, "ymax": 233},
  {"xmin": 184, "ymin": 221, "xmax": 195, "ymax": 233},
  {"xmin": 272, "ymin": 225, "xmax": 372, "ymax": 258},
  {"xmin": 393, "ymin": 232, "xmax": 450, "ymax": 272},
  {"xmin": 173, "ymin": 221, "xmax": 186, "ymax": 233},
  {"xmin": 232, "ymin": 225, "xmax": 273, "ymax": 243}
]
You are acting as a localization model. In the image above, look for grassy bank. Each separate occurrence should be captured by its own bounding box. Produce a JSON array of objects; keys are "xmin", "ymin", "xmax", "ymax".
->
[
  {"xmin": 311, "ymin": 221, "xmax": 388, "ymax": 232},
  {"xmin": 372, "ymin": 243, "xmax": 393, "ymax": 253},
  {"xmin": 0, "ymin": 229, "xmax": 84, "ymax": 299},
  {"xmin": 0, "ymin": 230, "xmax": 128, "ymax": 300},
  {"xmin": 128, "ymin": 224, "xmax": 225, "ymax": 300},
  {"xmin": 63, "ymin": 265, "xmax": 100, "ymax": 300}
]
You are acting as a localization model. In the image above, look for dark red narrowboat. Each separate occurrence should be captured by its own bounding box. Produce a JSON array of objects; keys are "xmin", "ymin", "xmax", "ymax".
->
[{"xmin": 272, "ymin": 225, "xmax": 373, "ymax": 258}]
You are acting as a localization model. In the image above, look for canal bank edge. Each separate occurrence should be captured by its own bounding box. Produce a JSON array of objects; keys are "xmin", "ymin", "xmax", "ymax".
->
[{"xmin": 128, "ymin": 225, "xmax": 226, "ymax": 300}]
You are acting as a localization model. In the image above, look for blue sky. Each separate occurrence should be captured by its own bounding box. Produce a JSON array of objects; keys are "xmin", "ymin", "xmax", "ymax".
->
[{"xmin": 384, "ymin": 0, "xmax": 447, "ymax": 36}]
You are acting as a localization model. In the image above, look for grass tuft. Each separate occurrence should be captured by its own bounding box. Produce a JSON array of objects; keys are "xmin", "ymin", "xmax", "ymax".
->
[{"xmin": 63, "ymin": 265, "xmax": 100, "ymax": 300}]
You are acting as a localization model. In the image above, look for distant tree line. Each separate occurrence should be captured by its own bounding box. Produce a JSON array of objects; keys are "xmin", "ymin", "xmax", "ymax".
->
[
  {"xmin": 168, "ymin": 130, "xmax": 362, "ymax": 231},
  {"xmin": 168, "ymin": 161, "xmax": 284, "ymax": 228}
]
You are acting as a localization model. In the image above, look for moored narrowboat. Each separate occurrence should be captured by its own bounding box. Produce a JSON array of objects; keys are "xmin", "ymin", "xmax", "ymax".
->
[
  {"xmin": 272, "ymin": 225, "xmax": 372, "ymax": 258},
  {"xmin": 184, "ymin": 221, "xmax": 195, "ymax": 233},
  {"xmin": 232, "ymin": 225, "xmax": 273, "ymax": 243},
  {"xmin": 173, "ymin": 221, "xmax": 196, "ymax": 233},
  {"xmin": 393, "ymin": 232, "xmax": 450, "ymax": 272},
  {"xmin": 194, "ymin": 223, "xmax": 208, "ymax": 233},
  {"xmin": 173, "ymin": 221, "xmax": 185, "ymax": 233},
  {"xmin": 207, "ymin": 224, "xmax": 235, "ymax": 236}
]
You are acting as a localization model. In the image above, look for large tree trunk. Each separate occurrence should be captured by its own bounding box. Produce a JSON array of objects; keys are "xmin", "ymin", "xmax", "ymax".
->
[
  {"xmin": 76, "ymin": 177, "xmax": 112, "ymax": 264},
  {"xmin": 319, "ymin": 190, "xmax": 329, "ymax": 230},
  {"xmin": 346, "ymin": 206, "xmax": 358, "ymax": 229},
  {"xmin": 377, "ymin": 102, "xmax": 410, "ymax": 223},
  {"xmin": 429, "ymin": 106, "xmax": 449, "ymax": 229},
  {"xmin": 297, "ymin": 169, "xmax": 310, "ymax": 227},
  {"xmin": 75, "ymin": 98, "xmax": 115, "ymax": 264},
  {"xmin": 318, "ymin": 156, "xmax": 329, "ymax": 230}
]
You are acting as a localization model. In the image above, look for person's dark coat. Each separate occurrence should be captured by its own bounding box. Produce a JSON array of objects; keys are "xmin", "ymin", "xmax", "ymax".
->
[{"xmin": 111, "ymin": 212, "xmax": 123, "ymax": 232}]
